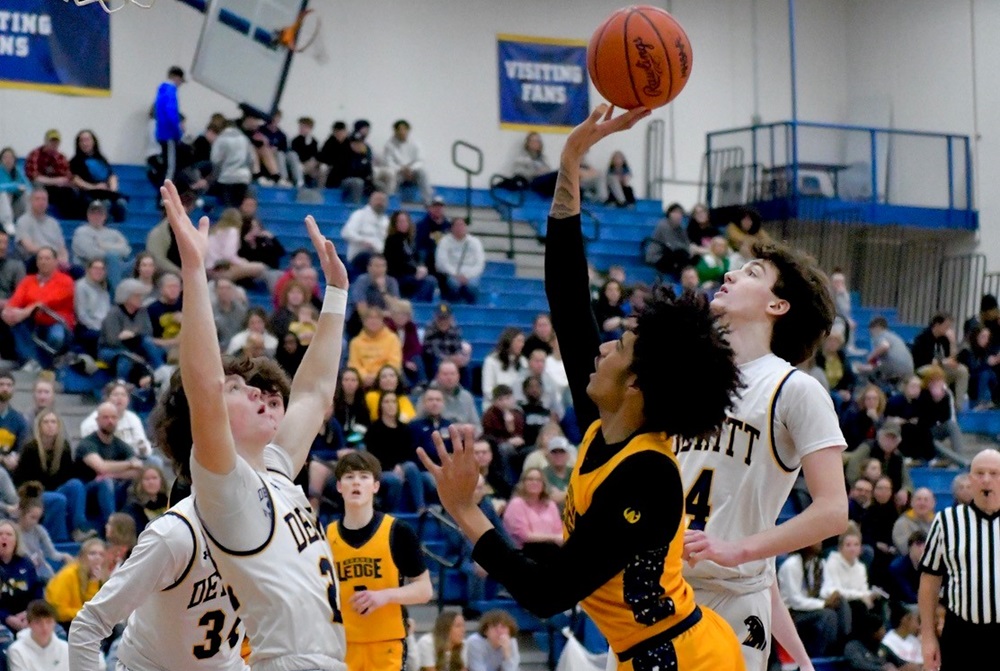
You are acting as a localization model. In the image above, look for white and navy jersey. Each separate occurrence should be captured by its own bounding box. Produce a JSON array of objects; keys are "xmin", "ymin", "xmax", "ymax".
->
[
  {"xmin": 69, "ymin": 497, "xmax": 247, "ymax": 671},
  {"xmin": 192, "ymin": 444, "xmax": 347, "ymax": 671},
  {"xmin": 675, "ymin": 353, "xmax": 846, "ymax": 594}
]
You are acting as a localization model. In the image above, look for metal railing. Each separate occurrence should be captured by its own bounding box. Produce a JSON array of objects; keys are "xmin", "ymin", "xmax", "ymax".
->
[
  {"xmin": 451, "ymin": 140, "xmax": 483, "ymax": 225},
  {"xmin": 488, "ymin": 175, "xmax": 525, "ymax": 260}
]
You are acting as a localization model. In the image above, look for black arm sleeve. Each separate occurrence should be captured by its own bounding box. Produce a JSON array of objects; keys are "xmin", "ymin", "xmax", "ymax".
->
[
  {"xmin": 389, "ymin": 519, "xmax": 428, "ymax": 578},
  {"xmin": 471, "ymin": 450, "xmax": 683, "ymax": 619},
  {"xmin": 545, "ymin": 214, "xmax": 602, "ymax": 434}
]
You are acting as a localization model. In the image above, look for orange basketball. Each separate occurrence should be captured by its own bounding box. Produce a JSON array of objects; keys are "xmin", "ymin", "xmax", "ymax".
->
[{"xmin": 587, "ymin": 5, "xmax": 693, "ymax": 110}]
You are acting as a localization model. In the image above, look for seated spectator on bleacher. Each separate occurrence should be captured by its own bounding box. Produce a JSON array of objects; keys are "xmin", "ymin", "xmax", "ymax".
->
[
  {"xmin": 144, "ymin": 192, "xmax": 188, "ymax": 278},
  {"xmin": 524, "ymin": 348, "xmax": 563, "ymax": 417},
  {"xmin": 520, "ymin": 377, "xmax": 555, "ymax": 450},
  {"xmin": 685, "ymin": 203, "xmax": 719, "ymax": 256},
  {"xmin": 912, "ymin": 312, "xmax": 969, "ymax": 411},
  {"xmin": 694, "ymin": 235, "xmax": 730, "ymax": 289},
  {"xmin": 70, "ymin": 130, "xmax": 126, "ymax": 222},
  {"xmin": 364, "ymin": 391, "xmax": 424, "ymax": 512},
  {"xmin": 0, "ymin": 372, "xmax": 28, "ymax": 459},
  {"xmin": 846, "ymin": 419, "xmax": 913, "ymax": 501},
  {"xmin": 523, "ymin": 312, "xmax": 554, "ymax": 357},
  {"xmin": 259, "ymin": 111, "xmax": 292, "ymax": 185},
  {"xmin": 880, "ymin": 607, "xmax": 923, "ymax": 668},
  {"xmin": 472, "ymin": 439, "xmax": 510, "ymax": 507},
  {"xmin": 75, "ymin": 403, "xmax": 143, "ymax": 529},
  {"xmin": 593, "ymin": 279, "xmax": 628, "ymax": 343},
  {"xmin": 483, "ymin": 385, "xmax": 526, "ymax": 481},
  {"xmin": 965, "ymin": 293, "xmax": 1000, "ymax": 345},
  {"xmin": 147, "ymin": 272, "xmax": 183, "ymax": 358},
  {"xmin": 502, "ymin": 467, "xmax": 562, "ymax": 562},
  {"xmin": 118, "ymin": 464, "xmax": 168, "ymax": 536},
  {"xmin": 951, "ymin": 472, "xmax": 973, "ymax": 505},
  {"xmin": 341, "ymin": 130, "xmax": 379, "ymax": 204},
  {"xmin": 724, "ymin": 205, "xmax": 770, "ymax": 254},
  {"xmin": 0, "ymin": 147, "xmax": 32, "ymax": 232},
  {"xmin": 778, "ymin": 541, "xmax": 851, "ymax": 658},
  {"xmin": 510, "ymin": 132, "xmax": 557, "ymax": 196},
  {"xmin": 271, "ymin": 248, "xmax": 321, "ymax": 309},
  {"xmin": 346, "ymin": 254, "xmax": 400, "ymax": 335},
  {"xmin": 418, "ymin": 611, "xmax": 468, "ymax": 671},
  {"xmin": 382, "ymin": 120, "xmax": 433, "ymax": 205},
  {"xmin": 678, "ymin": 265, "xmax": 701, "ymax": 295},
  {"xmin": 605, "ymin": 150, "xmax": 635, "ymax": 208},
  {"xmin": 911, "ymin": 365, "xmax": 964, "ymax": 460},
  {"xmin": 384, "ymin": 211, "xmax": 437, "ymax": 302},
  {"xmin": 238, "ymin": 112, "xmax": 281, "ymax": 185},
  {"xmin": 409, "ymin": 387, "xmax": 452, "ymax": 464},
  {"xmin": 290, "ymin": 116, "xmax": 322, "ymax": 188},
  {"xmin": 341, "ymin": 191, "xmax": 389, "ymax": 278},
  {"xmin": 539, "ymin": 436, "xmax": 572, "ymax": 508},
  {"xmin": 848, "ymin": 476, "xmax": 874, "ymax": 524},
  {"xmin": 365, "ymin": 365, "xmax": 416, "ymax": 423},
  {"xmin": 209, "ymin": 117, "xmax": 254, "ymax": 207},
  {"xmin": 130, "ymin": 252, "xmax": 158, "ymax": 305},
  {"xmin": 14, "ymin": 190, "xmax": 69, "ymax": 269},
  {"xmin": 841, "ymin": 384, "xmax": 886, "ymax": 451},
  {"xmin": 891, "ymin": 487, "xmax": 935, "ymax": 556},
  {"xmin": 319, "ymin": 120, "xmax": 350, "ymax": 186},
  {"xmin": 269, "ymin": 279, "xmax": 311, "ymax": 342},
  {"xmin": 24, "ymin": 129, "xmax": 78, "ymax": 219},
  {"xmin": 862, "ymin": 475, "xmax": 902, "ymax": 587},
  {"xmin": 416, "ymin": 196, "xmax": 451, "ymax": 280},
  {"xmin": 481, "ymin": 328, "xmax": 527, "ymax": 403},
  {"xmin": 958, "ymin": 323, "xmax": 999, "ymax": 410},
  {"xmin": 227, "ymin": 307, "xmax": 277, "ymax": 357},
  {"xmin": 466, "ymin": 609, "xmax": 521, "ymax": 671},
  {"xmin": 422, "ymin": 303, "xmax": 471, "ymax": 380},
  {"xmin": 44, "ymin": 538, "xmax": 106, "ymax": 629},
  {"xmin": 436, "ymin": 218, "xmax": 485, "ymax": 305},
  {"xmin": 212, "ymin": 277, "xmax": 248, "ymax": 349},
  {"xmin": 79, "ymin": 381, "xmax": 153, "ymax": 461},
  {"xmin": 16, "ymin": 488, "xmax": 73, "ymax": 583},
  {"xmin": 2, "ymin": 247, "xmax": 75, "ymax": 371},
  {"xmin": 843, "ymin": 611, "xmax": 916, "ymax": 671},
  {"xmin": 334, "ymin": 368, "xmax": 370, "ymax": 446},
  {"xmin": 205, "ymin": 208, "xmax": 268, "ymax": 284},
  {"xmin": 348, "ymin": 306, "xmax": 403, "ymax": 389},
  {"xmin": 886, "ymin": 531, "xmax": 925, "ymax": 610},
  {"xmin": 103, "ymin": 512, "xmax": 137, "ymax": 574},
  {"xmin": 643, "ymin": 203, "xmax": 690, "ymax": 278},
  {"xmin": 816, "ymin": 331, "xmax": 856, "ymax": 412},
  {"xmin": 237, "ymin": 195, "xmax": 286, "ymax": 271},
  {"xmin": 0, "ymin": 230, "xmax": 27, "ymax": 362},
  {"xmin": 822, "ymin": 523, "xmax": 881, "ymax": 626},
  {"xmin": 21, "ymin": 376, "xmax": 63, "ymax": 442},
  {"xmin": 829, "ymin": 269, "xmax": 862, "ymax": 353},
  {"xmin": 0, "ymin": 520, "xmax": 43, "ymax": 640},
  {"xmin": 4, "ymin": 599, "xmax": 71, "ymax": 671},
  {"xmin": 430, "ymin": 361, "xmax": 480, "ymax": 431},
  {"xmin": 859, "ymin": 316, "xmax": 915, "ymax": 390},
  {"xmin": 98, "ymin": 279, "xmax": 163, "ymax": 385},
  {"xmin": 387, "ymin": 299, "xmax": 425, "ymax": 387},
  {"xmin": 72, "ymin": 200, "xmax": 130, "ymax": 290}
]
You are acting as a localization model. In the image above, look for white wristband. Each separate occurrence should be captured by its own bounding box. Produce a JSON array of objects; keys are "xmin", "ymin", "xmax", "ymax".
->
[{"xmin": 321, "ymin": 286, "xmax": 348, "ymax": 315}]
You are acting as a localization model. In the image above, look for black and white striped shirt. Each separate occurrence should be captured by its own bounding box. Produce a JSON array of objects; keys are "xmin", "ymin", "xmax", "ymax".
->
[{"xmin": 919, "ymin": 503, "xmax": 1000, "ymax": 624}]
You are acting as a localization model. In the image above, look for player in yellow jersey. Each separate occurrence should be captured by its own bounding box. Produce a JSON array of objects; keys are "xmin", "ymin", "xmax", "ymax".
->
[
  {"xmin": 418, "ymin": 105, "xmax": 745, "ymax": 671},
  {"xmin": 327, "ymin": 451, "xmax": 433, "ymax": 671}
]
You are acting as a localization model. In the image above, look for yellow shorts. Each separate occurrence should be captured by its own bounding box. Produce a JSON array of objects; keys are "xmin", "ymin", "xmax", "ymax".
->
[
  {"xmin": 616, "ymin": 607, "xmax": 745, "ymax": 671},
  {"xmin": 345, "ymin": 639, "xmax": 405, "ymax": 671}
]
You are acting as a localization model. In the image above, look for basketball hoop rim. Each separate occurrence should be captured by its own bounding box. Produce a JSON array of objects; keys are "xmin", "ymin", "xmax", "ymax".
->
[{"xmin": 275, "ymin": 9, "xmax": 319, "ymax": 53}]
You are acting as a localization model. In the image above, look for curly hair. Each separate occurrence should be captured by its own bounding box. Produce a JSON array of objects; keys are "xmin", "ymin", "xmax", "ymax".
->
[
  {"xmin": 629, "ymin": 285, "xmax": 741, "ymax": 439},
  {"xmin": 752, "ymin": 241, "xmax": 836, "ymax": 365}
]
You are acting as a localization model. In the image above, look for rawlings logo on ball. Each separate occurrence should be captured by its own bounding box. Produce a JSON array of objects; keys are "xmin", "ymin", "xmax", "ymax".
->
[
  {"xmin": 632, "ymin": 37, "xmax": 663, "ymax": 96},
  {"xmin": 675, "ymin": 37, "xmax": 690, "ymax": 78}
]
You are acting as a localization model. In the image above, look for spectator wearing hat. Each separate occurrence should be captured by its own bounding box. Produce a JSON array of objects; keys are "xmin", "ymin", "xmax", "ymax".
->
[
  {"xmin": 341, "ymin": 191, "xmax": 389, "ymax": 279},
  {"xmin": 97, "ymin": 279, "xmax": 164, "ymax": 384},
  {"xmin": 539, "ymin": 436, "xmax": 572, "ymax": 507},
  {"xmin": 24, "ymin": 130, "xmax": 78, "ymax": 218},
  {"xmin": 436, "ymin": 218, "xmax": 485, "ymax": 305},
  {"xmin": 14, "ymin": 189, "xmax": 69, "ymax": 270},
  {"xmin": 1, "ymin": 247, "xmax": 74, "ymax": 372},
  {"xmin": 154, "ymin": 66, "xmax": 185, "ymax": 183},
  {"xmin": 382, "ymin": 120, "xmax": 432, "ymax": 205},
  {"xmin": 846, "ymin": 418, "xmax": 914, "ymax": 505},
  {"xmin": 416, "ymin": 196, "xmax": 451, "ymax": 280},
  {"xmin": 71, "ymin": 200, "xmax": 131, "ymax": 289}
]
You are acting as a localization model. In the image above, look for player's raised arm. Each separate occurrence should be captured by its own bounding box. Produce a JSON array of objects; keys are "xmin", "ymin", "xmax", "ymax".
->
[
  {"xmin": 160, "ymin": 180, "xmax": 236, "ymax": 475},
  {"xmin": 545, "ymin": 104, "xmax": 649, "ymax": 432},
  {"xmin": 272, "ymin": 215, "xmax": 348, "ymax": 474}
]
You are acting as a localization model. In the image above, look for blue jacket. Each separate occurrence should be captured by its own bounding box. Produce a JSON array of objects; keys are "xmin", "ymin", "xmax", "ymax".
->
[
  {"xmin": 409, "ymin": 416, "xmax": 451, "ymax": 468},
  {"xmin": 0, "ymin": 406, "xmax": 28, "ymax": 455},
  {"xmin": 0, "ymin": 555, "xmax": 43, "ymax": 621},
  {"xmin": 154, "ymin": 81, "xmax": 182, "ymax": 142},
  {"xmin": 0, "ymin": 163, "xmax": 31, "ymax": 195}
]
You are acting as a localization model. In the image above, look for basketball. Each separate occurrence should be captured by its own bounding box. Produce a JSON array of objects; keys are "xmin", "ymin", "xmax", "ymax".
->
[{"xmin": 587, "ymin": 5, "xmax": 693, "ymax": 110}]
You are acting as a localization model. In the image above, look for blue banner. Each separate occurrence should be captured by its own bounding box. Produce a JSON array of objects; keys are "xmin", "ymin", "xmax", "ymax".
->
[
  {"xmin": 497, "ymin": 34, "xmax": 589, "ymax": 132},
  {"xmin": 0, "ymin": 0, "xmax": 110, "ymax": 96}
]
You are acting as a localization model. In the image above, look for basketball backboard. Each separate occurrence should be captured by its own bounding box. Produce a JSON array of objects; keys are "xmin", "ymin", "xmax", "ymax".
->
[{"xmin": 190, "ymin": 0, "xmax": 310, "ymax": 118}]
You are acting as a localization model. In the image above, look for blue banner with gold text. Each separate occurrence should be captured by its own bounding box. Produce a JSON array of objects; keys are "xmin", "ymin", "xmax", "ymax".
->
[
  {"xmin": 0, "ymin": 0, "xmax": 110, "ymax": 96},
  {"xmin": 498, "ymin": 34, "xmax": 589, "ymax": 133}
]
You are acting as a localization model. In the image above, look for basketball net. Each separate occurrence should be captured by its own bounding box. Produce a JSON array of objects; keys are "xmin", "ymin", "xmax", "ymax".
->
[
  {"xmin": 64, "ymin": 0, "xmax": 154, "ymax": 13},
  {"xmin": 274, "ymin": 9, "xmax": 329, "ymax": 65}
]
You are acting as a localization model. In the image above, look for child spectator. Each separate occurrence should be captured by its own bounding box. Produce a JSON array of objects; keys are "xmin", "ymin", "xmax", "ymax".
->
[
  {"xmin": 778, "ymin": 541, "xmax": 851, "ymax": 658},
  {"xmin": 334, "ymin": 368, "xmax": 370, "ymax": 446},
  {"xmin": 120, "ymin": 465, "xmax": 168, "ymax": 535},
  {"xmin": 15, "ymin": 486, "xmax": 73, "ymax": 583},
  {"xmin": 694, "ymin": 235, "xmax": 730, "ymax": 288},
  {"xmin": 466, "ymin": 609, "xmax": 520, "ymax": 671},
  {"xmin": 4, "ymin": 599, "xmax": 70, "ymax": 671},
  {"xmin": 44, "ymin": 539, "xmax": 106, "ymax": 628},
  {"xmin": 880, "ymin": 607, "xmax": 922, "ymax": 666},
  {"xmin": 482, "ymin": 385, "xmax": 526, "ymax": 483},
  {"xmin": 821, "ymin": 523, "xmax": 880, "ymax": 628},
  {"xmin": 269, "ymin": 280, "xmax": 312, "ymax": 342},
  {"xmin": 605, "ymin": 150, "xmax": 635, "ymax": 207},
  {"xmin": 365, "ymin": 365, "xmax": 416, "ymax": 423},
  {"xmin": 841, "ymin": 384, "xmax": 886, "ymax": 451},
  {"xmin": 205, "ymin": 208, "xmax": 268, "ymax": 284},
  {"xmin": 417, "ymin": 611, "xmax": 468, "ymax": 671}
]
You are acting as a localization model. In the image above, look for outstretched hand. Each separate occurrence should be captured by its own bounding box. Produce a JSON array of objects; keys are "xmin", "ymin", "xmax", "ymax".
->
[
  {"xmin": 417, "ymin": 424, "xmax": 480, "ymax": 516},
  {"xmin": 564, "ymin": 104, "xmax": 651, "ymax": 159},
  {"xmin": 304, "ymin": 215, "xmax": 348, "ymax": 290},
  {"xmin": 160, "ymin": 180, "xmax": 209, "ymax": 269}
]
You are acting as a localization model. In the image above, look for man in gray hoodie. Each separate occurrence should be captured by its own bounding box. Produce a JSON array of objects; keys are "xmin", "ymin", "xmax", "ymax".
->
[
  {"xmin": 71, "ymin": 200, "xmax": 131, "ymax": 288},
  {"xmin": 210, "ymin": 118, "xmax": 253, "ymax": 207}
]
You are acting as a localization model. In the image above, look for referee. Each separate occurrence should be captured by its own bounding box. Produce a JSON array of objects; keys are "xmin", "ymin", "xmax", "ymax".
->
[{"xmin": 918, "ymin": 449, "xmax": 1000, "ymax": 670}]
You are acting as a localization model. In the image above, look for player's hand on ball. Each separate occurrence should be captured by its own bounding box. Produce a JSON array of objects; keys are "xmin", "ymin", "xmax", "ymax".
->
[
  {"xmin": 160, "ymin": 179, "xmax": 209, "ymax": 269},
  {"xmin": 564, "ymin": 104, "xmax": 651, "ymax": 160},
  {"xmin": 684, "ymin": 529, "xmax": 746, "ymax": 567},
  {"xmin": 417, "ymin": 425, "xmax": 479, "ymax": 515},
  {"xmin": 350, "ymin": 589, "xmax": 388, "ymax": 616}
]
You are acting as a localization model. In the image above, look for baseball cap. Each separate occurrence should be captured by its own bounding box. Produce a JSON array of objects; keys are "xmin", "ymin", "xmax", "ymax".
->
[
  {"xmin": 877, "ymin": 418, "xmax": 903, "ymax": 438},
  {"xmin": 435, "ymin": 303, "xmax": 452, "ymax": 318},
  {"xmin": 431, "ymin": 196, "xmax": 445, "ymax": 206},
  {"xmin": 44, "ymin": 129, "xmax": 60, "ymax": 142},
  {"xmin": 547, "ymin": 437, "xmax": 571, "ymax": 452},
  {"xmin": 87, "ymin": 200, "xmax": 107, "ymax": 213}
]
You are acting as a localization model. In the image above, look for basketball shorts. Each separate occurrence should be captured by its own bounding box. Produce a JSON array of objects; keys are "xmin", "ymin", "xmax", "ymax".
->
[
  {"xmin": 344, "ymin": 639, "xmax": 405, "ymax": 671},
  {"xmin": 607, "ymin": 607, "xmax": 745, "ymax": 671},
  {"xmin": 693, "ymin": 586, "xmax": 771, "ymax": 671}
]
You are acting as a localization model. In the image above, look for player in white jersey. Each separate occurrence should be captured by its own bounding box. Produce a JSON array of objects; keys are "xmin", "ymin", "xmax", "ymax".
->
[
  {"xmin": 678, "ymin": 238, "xmax": 849, "ymax": 670},
  {"xmin": 69, "ymin": 496, "xmax": 247, "ymax": 671},
  {"xmin": 160, "ymin": 179, "xmax": 347, "ymax": 671}
]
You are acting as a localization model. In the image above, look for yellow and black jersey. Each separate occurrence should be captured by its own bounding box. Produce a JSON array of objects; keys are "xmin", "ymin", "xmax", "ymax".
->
[{"xmin": 327, "ymin": 512, "xmax": 426, "ymax": 644}]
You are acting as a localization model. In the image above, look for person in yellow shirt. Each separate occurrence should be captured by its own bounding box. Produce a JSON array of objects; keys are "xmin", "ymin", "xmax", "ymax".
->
[
  {"xmin": 44, "ymin": 538, "xmax": 106, "ymax": 627},
  {"xmin": 365, "ymin": 365, "xmax": 416, "ymax": 423},
  {"xmin": 348, "ymin": 306, "xmax": 403, "ymax": 388},
  {"xmin": 327, "ymin": 451, "xmax": 432, "ymax": 671}
]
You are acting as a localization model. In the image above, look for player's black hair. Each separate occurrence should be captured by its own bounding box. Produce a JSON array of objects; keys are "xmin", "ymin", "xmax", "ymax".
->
[
  {"xmin": 752, "ymin": 241, "xmax": 836, "ymax": 365},
  {"xmin": 629, "ymin": 285, "xmax": 740, "ymax": 439},
  {"xmin": 334, "ymin": 450, "xmax": 382, "ymax": 481}
]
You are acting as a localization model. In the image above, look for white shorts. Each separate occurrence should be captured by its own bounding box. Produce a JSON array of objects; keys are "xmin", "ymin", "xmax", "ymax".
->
[{"xmin": 692, "ymin": 586, "xmax": 770, "ymax": 671}]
